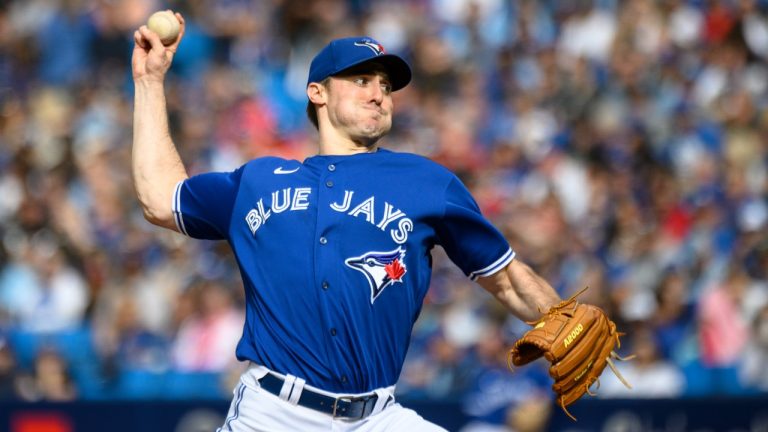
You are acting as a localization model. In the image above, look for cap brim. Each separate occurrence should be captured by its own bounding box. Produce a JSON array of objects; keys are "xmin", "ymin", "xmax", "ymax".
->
[{"xmin": 334, "ymin": 54, "xmax": 412, "ymax": 91}]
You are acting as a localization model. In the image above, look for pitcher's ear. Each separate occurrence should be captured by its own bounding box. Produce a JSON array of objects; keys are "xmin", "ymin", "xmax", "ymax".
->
[{"xmin": 307, "ymin": 82, "xmax": 327, "ymax": 105}]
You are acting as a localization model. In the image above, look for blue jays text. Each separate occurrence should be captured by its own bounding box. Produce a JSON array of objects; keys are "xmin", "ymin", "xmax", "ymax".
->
[{"xmin": 245, "ymin": 188, "xmax": 414, "ymax": 244}]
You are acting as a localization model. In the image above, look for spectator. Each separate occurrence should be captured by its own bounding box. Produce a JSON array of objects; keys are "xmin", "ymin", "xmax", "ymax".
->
[
  {"xmin": 599, "ymin": 325, "xmax": 685, "ymax": 398},
  {"xmin": 698, "ymin": 262, "xmax": 752, "ymax": 367},
  {"xmin": 739, "ymin": 304, "xmax": 768, "ymax": 391},
  {"xmin": 1, "ymin": 235, "xmax": 88, "ymax": 333},
  {"xmin": 15, "ymin": 348, "xmax": 77, "ymax": 402},
  {"xmin": 34, "ymin": 0, "xmax": 96, "ymax": 86},
  {"xmin": 651, "ymin": 270, "xmax": 696, "ymax": 361},
  {"xmin": 0, "ymin": 339, "xmax": 22, "ymax": 399},
  {"xmin": 171, "ymin": 280, "xmax": 243, "ymax": 372},
  {"xmin": 460, "ymin": 324, "xmax": 551, "ymax": 432}
]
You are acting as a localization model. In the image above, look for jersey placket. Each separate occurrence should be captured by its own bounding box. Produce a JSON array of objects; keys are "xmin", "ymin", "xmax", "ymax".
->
[{"xmin": 312, "ymin": 159, "xmax": 350, "ymax": 386}]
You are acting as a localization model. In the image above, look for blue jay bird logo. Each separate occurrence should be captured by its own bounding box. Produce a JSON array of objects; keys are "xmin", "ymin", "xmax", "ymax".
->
[
  {"xmin": 345, "ymin": 247, "xmax": 407, "ymax": 304},
  {"xmin": 354, "ymin": 39, "xmax": 385, "ymax": 56}
]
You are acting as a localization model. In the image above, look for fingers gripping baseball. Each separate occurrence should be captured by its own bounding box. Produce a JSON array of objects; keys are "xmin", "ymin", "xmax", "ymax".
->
[{"xmin": 132, "ymin": 11, "xmax": 185, "ymax": 83}]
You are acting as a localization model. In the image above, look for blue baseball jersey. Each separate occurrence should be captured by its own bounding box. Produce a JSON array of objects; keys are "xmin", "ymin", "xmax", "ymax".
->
[{"xmin": 172, "ymin": 148, "xmax": 514, "ymax": 393}]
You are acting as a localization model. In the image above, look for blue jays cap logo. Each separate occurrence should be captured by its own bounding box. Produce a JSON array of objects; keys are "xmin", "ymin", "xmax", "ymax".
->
[
  {"xmin": 345, "ymin": 247, "xmax": 407, "ymax": 304},
  {"xmin": 307, "ymin": 36, "xmax": 412, "ymax": 91},
  {"xmin": 353, "ymin": 39, "xmax": 385, "ymax": 56}
]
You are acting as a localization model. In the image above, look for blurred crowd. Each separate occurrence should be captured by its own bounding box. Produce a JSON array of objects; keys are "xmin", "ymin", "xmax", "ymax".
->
[{"xmin": 1, "ymin": 0, "xmax": 768, "ymax": 429}]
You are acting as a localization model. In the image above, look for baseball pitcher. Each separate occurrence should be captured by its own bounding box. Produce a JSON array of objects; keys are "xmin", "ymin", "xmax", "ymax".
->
[{"xmin": 132, "ymin": 11, "xmax": 629, "ymax": 432}]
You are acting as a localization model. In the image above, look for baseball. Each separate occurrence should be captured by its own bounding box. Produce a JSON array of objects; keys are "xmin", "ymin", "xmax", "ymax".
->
[{"xmin": 147, "ymin": 11, "xmax": 180, "ymax": 45}]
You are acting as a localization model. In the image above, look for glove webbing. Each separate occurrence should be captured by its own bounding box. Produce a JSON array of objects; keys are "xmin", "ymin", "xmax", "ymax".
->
[{"xmin": 506, "ymin": 286, "xmax": 590, "ymax": 371}]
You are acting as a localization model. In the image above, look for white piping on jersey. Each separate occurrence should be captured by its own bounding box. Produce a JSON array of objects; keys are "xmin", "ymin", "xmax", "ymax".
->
[
  {"xmin": 172, "ymin": 180, "xmax": 189, "ymax": 236},
  {"xmin": 468, "ymin": 247, "xmax": 515, "ymax": 281}
]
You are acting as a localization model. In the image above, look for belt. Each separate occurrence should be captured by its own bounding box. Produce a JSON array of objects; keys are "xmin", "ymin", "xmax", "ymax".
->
[{"xmin": 258, "ymin": 373, "xmax": 391, "ymax": 420}]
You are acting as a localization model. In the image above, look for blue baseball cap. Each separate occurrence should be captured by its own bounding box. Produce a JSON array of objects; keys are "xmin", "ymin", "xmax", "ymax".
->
[{"xmin": 307, "ymin": 36, "xmax": 412, "ymax": 91}]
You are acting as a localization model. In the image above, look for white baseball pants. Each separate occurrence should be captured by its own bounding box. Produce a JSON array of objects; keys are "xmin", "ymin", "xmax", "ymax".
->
[{"xmin": 216, "ymin": 364, "xmax": 447, "ymax": 432}]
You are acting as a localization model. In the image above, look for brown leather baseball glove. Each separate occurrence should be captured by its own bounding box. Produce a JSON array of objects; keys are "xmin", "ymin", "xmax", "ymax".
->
[{"xmin": 508, "ymin": 287, "xmax": 633, "ymax": 420}]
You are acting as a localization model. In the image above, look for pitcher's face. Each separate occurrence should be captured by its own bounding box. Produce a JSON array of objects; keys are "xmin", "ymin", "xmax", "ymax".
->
[{"xmin": 325, "ymin": 70, "xmax": 393, "ymax": 146}]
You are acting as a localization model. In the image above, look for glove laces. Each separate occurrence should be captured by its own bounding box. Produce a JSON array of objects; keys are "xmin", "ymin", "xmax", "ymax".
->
[
  {"xmin": 560, "ymin": 326, "xmax": 636, "ymax": 421},
  {"xmin": 539, "ymin": 287, "xmax": 636, "ymax": 421}
]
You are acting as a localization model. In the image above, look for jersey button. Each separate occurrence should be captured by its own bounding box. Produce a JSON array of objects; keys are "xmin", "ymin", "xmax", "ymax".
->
[
  {"xmin": 319, "ymin": 237, "xmax": 327, "ymax": 244},
  {"xmin": 328, "ymin": 164, "xmax": 336, "ymax": 172},
  {"xmin": 325, "ymin": 180, "xmax": 334, "ymax": 188},
  {"xmin": 340, "ymin": 375, "xmax": 348, "ymax": 383},
  {"xmin": 322, "ymin": 281, "xmax": 329, "ymax": 290},
  {"xmin": 330, "ymin": 328, "xmax": 337, "ymax": 336}
]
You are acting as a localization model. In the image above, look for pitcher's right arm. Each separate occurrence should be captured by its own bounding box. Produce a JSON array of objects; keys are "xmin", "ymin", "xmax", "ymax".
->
[{"xmin": 131, "ymin": 11, "xmax": 187, "ymax": 231}]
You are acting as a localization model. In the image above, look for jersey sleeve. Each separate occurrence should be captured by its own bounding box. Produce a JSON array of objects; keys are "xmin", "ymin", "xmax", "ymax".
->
[
  {"xmin": 172, "ymin": 167, "xmax": 244, "ymax": 240},
  {"xmin": 435, "ymin": 175, "xmax": 515, "ymax": 281}
]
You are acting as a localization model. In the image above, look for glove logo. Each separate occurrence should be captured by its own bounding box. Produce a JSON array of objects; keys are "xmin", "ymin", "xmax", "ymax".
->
[
  {"xmin": 345, "ymin": 247, "xmax": 407, "ymax": 304},
  {"xmin": 563, "ymin": 323, "xmax": 584, "ymax": 348},
  {"xmin": 574, "ymin": 360, "xmax": 594, "ymax": 382}
]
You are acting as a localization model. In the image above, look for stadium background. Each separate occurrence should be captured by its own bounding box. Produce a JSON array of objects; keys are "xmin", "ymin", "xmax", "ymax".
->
[{"xmin": 1, "ymin": 0, "xmax": 767, "ymax": 430}]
